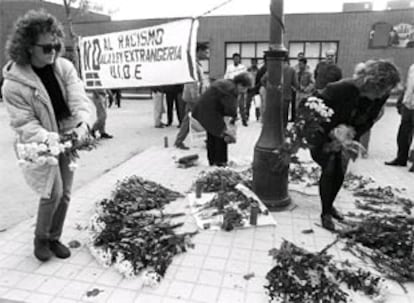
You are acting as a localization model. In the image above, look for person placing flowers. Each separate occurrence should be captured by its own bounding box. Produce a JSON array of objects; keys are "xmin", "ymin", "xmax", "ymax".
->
[
  {"xmin": 192, "ymin": 72, "xmax": 252, "ymax": 167},
  {"xmin": 305, "ymin": 59, "xmax": 400, "ymax": 231},
  {"xmin": 1, "ymin": 10, "xmax": 95, "ymax": 261}
]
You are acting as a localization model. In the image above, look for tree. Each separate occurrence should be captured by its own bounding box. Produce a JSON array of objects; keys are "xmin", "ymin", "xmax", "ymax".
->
[{"xmin": 61, "ymin": 0, "xmax": 114, "ymax": 73}]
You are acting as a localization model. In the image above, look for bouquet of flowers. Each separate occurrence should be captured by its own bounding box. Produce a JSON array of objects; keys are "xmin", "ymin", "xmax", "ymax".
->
[
  {"xmin": 16, "ymin": 131, "xmax": 96, "ymax": 171},
  {"xmin": 271, "ymin": 96, "xmax": 334, "ymax": 171},
  {"xmin": 328, "ymin": 124, "xmax": 366, "ymax": 161}
]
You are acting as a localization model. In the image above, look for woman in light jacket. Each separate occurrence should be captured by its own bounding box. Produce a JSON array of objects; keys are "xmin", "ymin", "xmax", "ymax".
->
[{"xmin": 1, "ymin": 10, "xmax": 95, "ymax": 261}]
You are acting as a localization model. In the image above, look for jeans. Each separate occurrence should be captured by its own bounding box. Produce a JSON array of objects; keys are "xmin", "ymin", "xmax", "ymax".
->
[{"xmin": 35, "ymin": 153, "xmax": 74, "ymax": 240}]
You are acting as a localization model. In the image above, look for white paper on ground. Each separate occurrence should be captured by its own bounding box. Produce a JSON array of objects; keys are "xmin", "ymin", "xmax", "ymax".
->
[{"xmin": 188, "ymin": 183, "xmax": 277, "ymax": 231}]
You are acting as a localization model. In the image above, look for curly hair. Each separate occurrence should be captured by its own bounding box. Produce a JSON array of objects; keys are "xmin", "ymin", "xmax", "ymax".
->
[
  {"xmin": 354, "ymin": 59, "xmax": 401, "ymax": 92},
  {"xmin": 5, "ymin": 9, "xmax": 65, "ymax": 65}
]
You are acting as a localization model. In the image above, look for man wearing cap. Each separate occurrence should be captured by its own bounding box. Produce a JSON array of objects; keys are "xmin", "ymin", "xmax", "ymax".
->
[{"xmin": 314, "ymin": 50, "xmax": 342, "ymax": 93}]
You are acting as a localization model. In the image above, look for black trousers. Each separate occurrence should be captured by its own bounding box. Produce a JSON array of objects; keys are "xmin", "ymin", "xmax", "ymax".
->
[
  {"xmin": 395, "ymin": 106, "xmax": 414, "ymax": 164},
  {"xmin": 290, "ymin": 91, "xmax": 297, "ymax": 121},
  {"xmin": 207, "ymin": 132, "xmax": 228, "ymax": 166},
  {"xmin": 166, "ymin": 92, "xmax": 183, "ymax": 125},
  {"xmin": 311, "ymin": 149, "xmax": 349, "ymax": 215}
]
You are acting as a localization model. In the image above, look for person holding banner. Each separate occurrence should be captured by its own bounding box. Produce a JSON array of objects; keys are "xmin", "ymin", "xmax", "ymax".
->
[
  {"xmin": 174, "ymin": 43, "xmax": 209, "ymax": 150},
  {"xmin": 192, "ymin": 72, "xmax": 252, "ymax": 166},
  {"xmin": 1, "ymin": 10, "xmax": 95, "ymax": 261}
]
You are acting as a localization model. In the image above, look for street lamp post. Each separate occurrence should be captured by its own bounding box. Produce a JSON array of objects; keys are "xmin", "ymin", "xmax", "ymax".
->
[{"xmin": 252, "ymin": 0, "xmax": 290, "ymax": 210}]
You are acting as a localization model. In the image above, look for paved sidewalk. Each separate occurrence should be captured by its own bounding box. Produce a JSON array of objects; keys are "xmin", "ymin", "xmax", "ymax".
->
[{"xmin": 0, "ymin": 108, "xmax": 413, "ymax": 303}]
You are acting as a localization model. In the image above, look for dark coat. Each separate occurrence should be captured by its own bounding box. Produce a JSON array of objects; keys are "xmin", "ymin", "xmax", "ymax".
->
[
  {"xmin": 314, "ymin": 61, "xmax": 342, "ymax": 90},
  {"xmin": 192, "ymin": 79, "xmax": 238, "ymax": 137},
  {"xmin": 307, "ymin": 79, "xmax": 388, "ymax": 150}
]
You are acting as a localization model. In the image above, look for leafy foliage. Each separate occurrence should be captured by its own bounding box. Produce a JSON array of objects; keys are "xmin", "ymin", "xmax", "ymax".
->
[
  {"xmin": 90, "ymin": 177, "xmax": 193, "ymax": 278},
  {"xmin": 340, "ymin": 215, "xmax": 414, "ymax": 282},
  {"xmin": 265, "ymin": 240, "xmax": 383, "ymax": 303},
  {"xmin": 109, "ymin": 176, "xmax": 183, "ymax": 211},
  {"xmin": 195, "ymin": 168, "xmax": 251, "ymax": 192}
]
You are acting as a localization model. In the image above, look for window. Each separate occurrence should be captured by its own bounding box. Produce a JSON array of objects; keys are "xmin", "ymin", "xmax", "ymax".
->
[
  {"xmin": 225, "ymin": 42, "xmax": 268, "ymax": 71},
  {"xmin": 288, "ymin": 41, "xmax": 339, "ymax": 71}
]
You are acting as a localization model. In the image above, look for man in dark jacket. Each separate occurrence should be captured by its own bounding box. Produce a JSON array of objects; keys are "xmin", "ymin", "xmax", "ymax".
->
[
  {"xmin": 314, "ymin": 49, "xmax": 342, "ymax": 93},
  {"xmin": 192, "ymin": 73, "xmax": 252, "ymax": 166}
]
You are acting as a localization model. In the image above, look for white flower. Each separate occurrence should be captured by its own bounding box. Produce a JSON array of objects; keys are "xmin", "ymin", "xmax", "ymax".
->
[
  {"xmin": 46, "ymin": 157, "xmax": 58, "ymax": 166},
  {"xmin": 89, "ymin": 213, "xmax": 106, "ymax": 233},
  {"xmin": 142, "ymin": 271, "xmax": 161, "ymax": 288},
  {"xmin": 68, "ymin": 161, "xmax": 78, "ymax": 171},
  {"xmin": 63, "ymin": 141, "xmax": 73, "ymax": 149},
  {"xmin": 46, "ymin": 132, "xmax": 60, "ymax": 144},
  {"xmin": 114, "ymin": 259, "xmax": 135, "ymax": 279},
  {"xmin": 49, "ymin": 145, "xmax": 61, "ymax": 156},
  {"xmin": 332, "ymin": 124, "xmax": 355, "ymax": 143},
  {"xmin": 89, "ymin": 246, "xmax": 112, "ymax": 268},
  {"xmin": 36, "ymin": 156, "xmax": 47, "ymax": 165},
  {"xmin": 37, "ymin": 143, "xmax": 48, "ymax": 152}
]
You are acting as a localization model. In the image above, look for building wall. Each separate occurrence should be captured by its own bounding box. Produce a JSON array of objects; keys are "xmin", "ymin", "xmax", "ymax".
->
[
  {"xmin": 284, "ymin": 10, "xmax": 414, "ymax": 79},
  {"xmin": 71, "ymin": 10, "xmax": 414, "ymax": 81},
  {"xmin": 0, "ymin": 0, "xmax": 110, "ymax": 74},
  {"xmin": 1, "ymin": 2, "xmax": 413, "ymax": 84}
]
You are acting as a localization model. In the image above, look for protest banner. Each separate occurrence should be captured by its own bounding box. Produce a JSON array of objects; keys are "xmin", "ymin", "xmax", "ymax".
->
[{"xmin": 79, "ymin": 18, "xmax": 199, "ymax": 89}]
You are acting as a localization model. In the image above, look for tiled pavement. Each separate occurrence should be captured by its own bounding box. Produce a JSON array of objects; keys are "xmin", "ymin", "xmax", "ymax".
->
[{"xmin": 0, "ymin": 107, "xmax": 413, "ymax": 303}]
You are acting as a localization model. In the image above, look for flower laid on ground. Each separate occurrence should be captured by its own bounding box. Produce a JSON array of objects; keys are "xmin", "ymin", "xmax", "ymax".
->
[
  {"xmin": 338, "ymin": 184, "xmax": 414, "ymax": 283},
  {"xmin": 339, "ymin": 215, "xmax": 414, "ymax": 283},
  {"xmin": 352, "ymin": 186, "xmax": 413, "ymax": 215},
  {"xmin": 265, "ymin": 240, "xmax": 385, "ymax": 303},
  {"xmin": 88, "ymin": 176, "xmax": 195, "ymax": 281},
  {"xmin": 111, "ymin": 175, "xmax": 183, "ymax": 210},
  {"xmin": 194, "ymin": 167, "xmax": 251, "ymax": 192},
  {"xmin": 16, "ymin": 131, "xmax": 97, "ymax": 171},
  {"xmin": 198, "ymin": 187, "xmax": 264, "ymax": 231},
  {"xmin": 288, "ymin": 162, "xmax": 321, "ymax": 186},
  {"xmin": 271, "ymin": 96, "xmax": 334, "ymax": 171}
]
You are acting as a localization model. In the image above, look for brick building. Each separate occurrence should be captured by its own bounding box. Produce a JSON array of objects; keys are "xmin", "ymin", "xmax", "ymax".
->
[{"xmin": 1, "ymin": 0, "xmax": 413, "ymax": 84}]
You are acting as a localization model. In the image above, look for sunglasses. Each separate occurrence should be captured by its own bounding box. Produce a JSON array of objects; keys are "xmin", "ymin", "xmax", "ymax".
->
[{"xmin": 35, "ymin": 43, "xmax": 61, "ymax": 54}]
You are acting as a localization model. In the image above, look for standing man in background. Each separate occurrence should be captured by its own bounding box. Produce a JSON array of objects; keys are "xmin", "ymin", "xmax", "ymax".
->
[
  {"xmin": 385, "ymin": 63, "xmax": 414, "ymax": 172},
  {"xmin": 224, "ymin": 53, "xmax": 249, "ymax": 126},
  {"xmin": 314, "ymin": 49, "xmax": 342, "ymax": 93},
  {"xmin": 174, "ymin": 42, "xmax": 209, "ymax": 150},
  {"xmin": 295, "ymin": 58, "xmax": 314, "ymax": 114},
  {"xmin": 282, "ymin": 56, "xmax": 298, "ymax": 127}
]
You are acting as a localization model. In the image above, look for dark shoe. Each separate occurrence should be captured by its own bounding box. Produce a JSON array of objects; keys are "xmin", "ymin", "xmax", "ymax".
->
[
  {"xmin": 409, "ymin": 164, "xmax": 414, "ymax": 172},
  {"xmin": 384, "ymin": 159, "xmax": 406, "ymax": 166},
  {"xmin": 49, "ymin": 240, "xmax": 71, "ymax": 259},
  {"xmin": 100, "ymin": 133, "xmax": 113, "ymax": 139},
  {"xmin": 175, "ymin": 143, "xmax": 189, "ymax": 150},
  {"xmin": 331, "ymin": 207, "xmax": 344, "ymax": 221},
  {"xmin": 155, "ymin": 124, "xmax": 164, "ymax": 128},
  {"xmin": 321, "ymin": 214, "xmax": 335, "ymax": 231},
  {"xmin": 242, "ymin": 121, "xmax": 248, "ymax": 127},
  {"xmin": 34, "ymin": 238, "xmax": 53, "ymax": 262}
]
